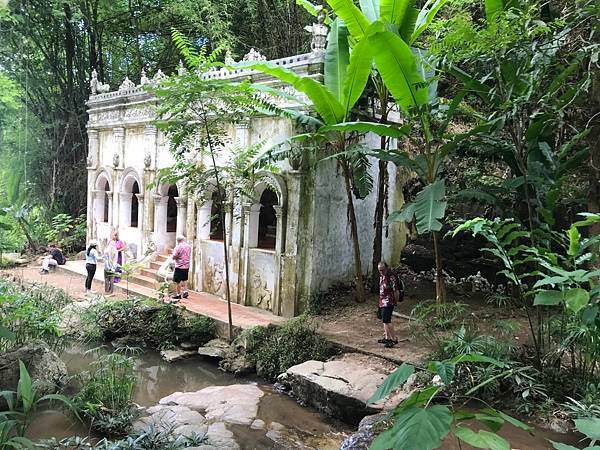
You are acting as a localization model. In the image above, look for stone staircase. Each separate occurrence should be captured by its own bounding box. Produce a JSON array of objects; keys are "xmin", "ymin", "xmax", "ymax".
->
[{"xmin": 127, "ymin": 250, "xmax": 171, "ymax": 290}]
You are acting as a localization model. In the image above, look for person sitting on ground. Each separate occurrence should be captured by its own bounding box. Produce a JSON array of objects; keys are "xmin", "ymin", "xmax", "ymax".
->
[
  {"xmin": 171, "ymin": 235, "xmax": 191, "ymax": 301},
  {"xmin": 40, "ymin": 243, "xmax": 66, "ymax": 274},
  {"xmin": 377, "ymin": 261, "xmax": 404, "ymax": 348}
]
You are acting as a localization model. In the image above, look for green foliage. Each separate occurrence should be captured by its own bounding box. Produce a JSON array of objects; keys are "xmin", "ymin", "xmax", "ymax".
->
[
  {"xmin": 454, "ymin": 215, "xmax": 600, "ymax": 379},
  {"xmin": 550, "ymin": 417, "xmax": 600, "ymax": 450},
  {"xmin": 82, "ymin": 298, "xmax": 216, "ymax": 349},
  {"xmin": 368, "ymin": 354, "xmax": 528, "ymax": 450},
  {"xmin": 1, "ymin": 360, "xmax": 76, "ymax": 439},
  {"xmin": 43, "ymin": 213, "xmax": 86, "ymax": 254},
  {"xmin": 73, "ymin": 351, "xmax": 137, "ymax": 436},
  {"xmin": 38, "ymin": 426, "xmax": 210, "ymax": 450},
  {"xmin": 563, "ymin": 383, "xmax": 600, "ymax": 420},
  {"xmin": 0, "ymin": 278, "xmax": 70, "ymax": 352},
  {"xmin": 244, "ymin": 316, "xmax": 332, "ymax": 380}
]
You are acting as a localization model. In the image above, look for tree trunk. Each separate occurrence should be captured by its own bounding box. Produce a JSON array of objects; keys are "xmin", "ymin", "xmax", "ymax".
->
[
  {"xmin": 370, "ymin": 90, "xmax": 390, "ymax": 292},
  {"xmin": 371, "ymin": 155, "xmax": 387, "ymax": 292},
  {"xmin": 341, "ymin": 161, "xmax": 366, "ymax": 303},
  {"xmin": 432, "ymin": 231, "xmax": 446, "ymax": 304}
]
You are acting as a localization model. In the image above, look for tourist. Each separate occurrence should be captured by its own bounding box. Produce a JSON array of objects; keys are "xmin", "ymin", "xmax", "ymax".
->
[
  {"xmin": 85, "ymin": 240, "xmax": 99, "ymax": 294},
  {"xmin": 377, "ymin": 261, "xmax": 403, "ymax": 348},
  {"xmin": 108, "ymin": 231, "xmax": 126, "ymax": 283},
  {"xmin": 40, "ymin": 243, "xmax": 66, "ymax": 274},
  {"xmin": 171, "ymin": 235, "xmax": 191, "ymax": 301}
]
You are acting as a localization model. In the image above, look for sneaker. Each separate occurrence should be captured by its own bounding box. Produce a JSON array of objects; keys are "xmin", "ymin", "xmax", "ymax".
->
[
  {"xmin": 40, "ymin": 269, "xmax": 49, "ymax": 274},
  {"xmin": 182, "ymin": 291, "xmax": 189, "ymax": 299},
  {"xmin": 384, "ymin": 341, "xmax": 396, "ymax": 348},
  {"xmin": 377, "ymin": 338, "xmax": 390, "ymax": 344}
]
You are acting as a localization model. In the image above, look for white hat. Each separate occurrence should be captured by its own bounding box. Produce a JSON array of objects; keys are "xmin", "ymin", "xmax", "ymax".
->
[
  {"xmin": 89, "ymin": 239, "xmax": 98, "ymax": 246},
  {"xmin": 176, "ymin": 235, "xmax": 186, "ymax": 242}
]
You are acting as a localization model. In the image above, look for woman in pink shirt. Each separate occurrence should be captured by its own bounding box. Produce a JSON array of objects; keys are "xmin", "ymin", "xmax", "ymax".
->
[
  {"xmin": 171, "ymin": 235, "xmax": 191, "ymax": 300},
  {"xmin": 109, "ymin": 231, "xmax": 127, "ymax": 283}
]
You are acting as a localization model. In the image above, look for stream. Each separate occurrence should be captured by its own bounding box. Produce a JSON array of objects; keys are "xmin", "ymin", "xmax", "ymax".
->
[
  {"xmin": 26, "ymin": 344, "xmax": 349, "ymax": 449},
  {"xmin": 24, "ymin": 344, "xmax": 580, "ymax": 450}
]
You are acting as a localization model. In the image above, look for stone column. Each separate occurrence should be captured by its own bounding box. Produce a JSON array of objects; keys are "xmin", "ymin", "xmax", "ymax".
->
[
  {"xmin": 87, "ymin": 129, "xmax": 99, "ymax": 169},
  {"xmin": 153, "ymin": 194, "xmax": 168, "ymax": 235},
  {"xmin": 197, "ymin": 201, "xmax": 212, "ymax": 240},
  {"xmin": 87, "ymin": 171, "xmax": 96, "ymax": 242},
  {"xmin": 106, "ymin": 191, "xmax": 114, "ymax": 225},
  {"xmin": 143, "ymin": 125, "xmax": 157, "ymax": 170},
  {"xmin": 135, "ymin": 194, "xmax": 145, "ymax": 231},
  {"xmin": 241, "ymin": 203, "xmax": 261, "ymax": 306},
  {"xmin": 175, "ymin": 196, "xmax": 188, "ymax": 238},
  {"xmin": 92, "ymin": 190, "xmax": 104, "ymax": 226},
  {"xmin": 113, "ymin": 127, "xmax": 125, "ymax": 169},
  {"xmin": 245, "ymin": 203, "xmax": 261, "ymax": 248},
  {"xmin": 272, "ymin": 205, "xmax": 286, "ymax": 316},
  {"xmin": 119, "ymin": 192, "xmax": 132, "ymax": 228},
  {"xmin": 273, "ymin": 205, "xmax": 285, "ymax": 254},
  {"xmin": 235, "ymin": 121, "xmax": 250, "ymax": 148}
]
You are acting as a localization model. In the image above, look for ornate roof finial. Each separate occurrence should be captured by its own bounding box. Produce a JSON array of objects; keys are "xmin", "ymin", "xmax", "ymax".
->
[
  {"xmin": 242, "ymin": 48, "xmax": 267, "ymax": 62},
  {"xmin": 118, "ymin": 76, "xmax": 135, "ymax": 91},
  {"xmin": 90, "ymin": 69, "xmax": 98, "ymax": 95},
  {"xmin": 177, "ymin": 60, "xmax": 186, "ymax": 76},
  {"xmin": 305, "ymin": 6, "xmax": 328, "ymax": 53},
  {"xmin": 224, "ymin": 50, "xmax": 235, "ymax": 66},
  {"xmin": 153, "ymin": 69, "xmax": 166, "ymax": 82},
  {"xmin": 140, "ymin": 67, "xmax": 149, "ymax": 86}
]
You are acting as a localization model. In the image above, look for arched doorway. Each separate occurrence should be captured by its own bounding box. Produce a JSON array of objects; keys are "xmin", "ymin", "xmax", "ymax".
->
[
  {"xmin": 166, "ymin": 185, "xmax": 178, "ymax": 232},
  {"xmin": 131, "ymin": 181, "xmax": 140, "ymax": 228},
  {"xmin": 258, "ymin": 188, "xmax": 277, "ymax": 249},
  {"xmin": 103, "ymin": 180, "xmax": 110, "ymax": 223}
]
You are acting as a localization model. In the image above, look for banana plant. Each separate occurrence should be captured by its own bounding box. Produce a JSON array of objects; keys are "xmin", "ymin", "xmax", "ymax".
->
[{"xmin": 238, "ymin": 17, "xmax": 410, "ymax": 303}]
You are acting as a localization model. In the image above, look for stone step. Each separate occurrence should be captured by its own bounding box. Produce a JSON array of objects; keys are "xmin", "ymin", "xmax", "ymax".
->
[
  {"xmin": 150, "ymin": 261, "xmax": 162, "ymax": 270},
  {"xmin": 129, "ymin": 273, "xmax": 158, "ymax": 289},
  {"xmin": 141, "ymin": 268, "xmax": 157, "ymax": 279}
]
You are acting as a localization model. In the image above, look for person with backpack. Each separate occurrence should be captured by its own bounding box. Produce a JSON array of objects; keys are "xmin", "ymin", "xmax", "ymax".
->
[{"xmin": 377, "ymin": 261, "xmax": 404, "ymax": 348}]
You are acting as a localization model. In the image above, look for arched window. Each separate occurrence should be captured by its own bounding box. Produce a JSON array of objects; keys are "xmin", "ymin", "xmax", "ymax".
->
[
  {"xmin": 103, "ymin": 181, "xmax": 110, "ymax": 222},
  {"xmin": 166, "ymin": 185, "xmax": 178, "ymax": 232},
  {"xmin": 131, "ymin": 181, "xmax": 140, "ymax": 228},
  {"xmin": 258, "ymin": 188, "xmax": 277, "ymax": 249},
  {"xmin": 209, "ymin": 191, "xmax": 223, "ymax": 241}
]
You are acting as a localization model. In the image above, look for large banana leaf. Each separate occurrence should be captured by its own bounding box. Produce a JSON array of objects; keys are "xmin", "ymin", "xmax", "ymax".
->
[
  {"xmin": 342, "ymin": 37, "xmax": 372, "ymax": 114},
  {"xmin": 368, "ymin": 24, "xmax": 427, "ymax": 112},
  {"xmin": 321, "ymin": 121, "xmax": 410, "ymax": 137},
  {"xmin": 380, "ymin": 0, "xmax": 413, "ymax": 27},
  {"xmin": 410, "ymin": 0, "xmax": 448, "ymax": 44},
  {"xmin": 359, "ymin": 0, "xmax": 380, "ymax": 22},
  {"xmin": 326, "ymin": 0, "xmax": 370, "ymax": 39},
  {"xmin": 387, "ymin": 179, "xmax": 447, "ymax": 233},
  {"xmin": 325, "ymin": 19, "xmax": 349, "ymax": 103},
  {"xmin": 236, "ymin": 61, "xmax": 345, "ymax": 125}
]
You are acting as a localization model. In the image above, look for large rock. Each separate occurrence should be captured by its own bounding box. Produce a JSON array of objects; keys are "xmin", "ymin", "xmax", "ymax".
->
[
  {"xmin": 278, "ymin": 353, "xmax": 406, "ymax": 425},
  {"xmin": 340, "ymin": 413, "xmax": 387, "ymax": 450},
  {"xmin": 197, "ymin": 339, "xmax": 230, "ymax": 360},
  {"xmin": 0, "ymin": 342, "xmax": 68, "ymax": 400},
  {"xmin": 160, "ymin": 384, "xmax": 264, "ymax": 426},
  {"xmin": 160, "ymin": 349, "xmax": 198, "ymax": 363}
]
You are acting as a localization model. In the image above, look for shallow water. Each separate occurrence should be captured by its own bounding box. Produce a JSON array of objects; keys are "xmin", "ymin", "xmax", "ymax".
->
[{"xmin": 27, "ymin": 344, "xmax": 347, "ymax": 449}]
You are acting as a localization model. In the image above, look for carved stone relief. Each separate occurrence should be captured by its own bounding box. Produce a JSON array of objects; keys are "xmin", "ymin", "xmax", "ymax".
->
[
  {"xmin": 204, "ymin": 256, "xmax": 225, "ymax": 297},
  {"xmin": 251, "ymin": 273, "xmax": 272, "ymax": 310}
]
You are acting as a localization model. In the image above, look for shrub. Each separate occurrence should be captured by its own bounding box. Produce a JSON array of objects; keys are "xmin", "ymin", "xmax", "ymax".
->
[
  {"xmin": 0, "ymin": 279, "xmax": 70, "ymax": 352},
  {"xmin": 73, "ymin": 351, "xmax": 137, "ymax": 436},
  {"xmin": 246, "ymin": 316, "xmax": 332, "ymax": 381},
  {"xmin": 43, "ymin": 213, "xmax": 86, "ymax": 254},
  {"xmin": 82, "ymin": 298, "xmax": 216, "ymax": 350}
]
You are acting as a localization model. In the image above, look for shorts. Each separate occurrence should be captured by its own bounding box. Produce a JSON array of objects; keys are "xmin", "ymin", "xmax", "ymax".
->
[
  {"xmin": 379, "ymin": 306, "xmax": 394, "ymax": 324},
  {"xmin": 173, "ymin": 268, "xmax": 189, "ymax": 283}
]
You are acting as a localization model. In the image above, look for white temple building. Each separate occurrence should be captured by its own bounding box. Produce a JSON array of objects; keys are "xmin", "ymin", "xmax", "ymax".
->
[{"xmin": 85, "ymin": 21, "xmax": 408, "ymax": 317}]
